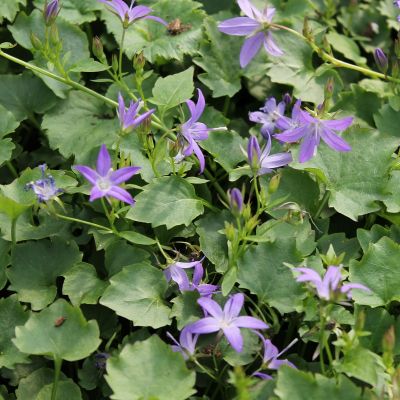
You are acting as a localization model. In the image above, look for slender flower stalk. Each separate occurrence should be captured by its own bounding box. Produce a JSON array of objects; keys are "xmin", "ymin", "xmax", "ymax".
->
[
  {"xmin": 25, "ymin": 164, "xmax": 62, "ymax": 202},
  {"xmin": 98, "ymin": 0, "xmax": 167, "ymax": 27},
  {"xmin": 74, "ymin": 144, "xmax": 140, "ymax": 205},
  {"xmin": 117, "ymin": 93, "xmax": 155, "ymax": 132},
  {"xmin": 275, "ymin": 100, "xmax": 352, "ymax": 163},
  {"xmin": 218, "ymin": 0, "xmax": 283, "ymax": 67},
  {"xmin": 186, "ymin": 293, "xmax": 268, "ymax": 352}
]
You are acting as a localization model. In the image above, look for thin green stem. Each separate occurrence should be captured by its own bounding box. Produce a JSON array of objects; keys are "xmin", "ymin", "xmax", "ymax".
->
[
  {"xmin": 314, "ymin": 190, "xmax": 330, "ymax": 219},
  {"xmin": 192, "ymin": 358, "xmax": 217, "ymax": 381},
  {"xmin": 11, "ymin": 218, "xmax": 17, "ymax": 255},
  {"xmin": 203, "ymin": 168, "xmax": 229, "ymax": 203},
  {"xmin": 5, "ymin": 161, "xmax": 18, "ymax": 179},
  {"xmin": 252, "ymin": 176, "xmax": 262, "ymax": 211},
  {"xmin": 155, "ymin": 238, "xmax": 172, "ymax": 263},
  {"xmin": 118, "ymin": 28, "xmax": 126, "ymax": 80},
  {"xmin": 51, "ymin": 357, "xmax": 62, "ymax": 400},
  {"xmin": 101, "ymin": 197, "xmax": 115, "ymax": 230},
  {"xmin": 223, "ymin": 96, "xmax": 230, "ymax": 117},
  {"xmin": 54, "ymin": 213, "xmax": 113, "ymax": 232}
]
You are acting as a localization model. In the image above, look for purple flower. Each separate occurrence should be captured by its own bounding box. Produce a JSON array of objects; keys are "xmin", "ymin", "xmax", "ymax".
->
[
  {"xmin": 44, "ymin": 0, "xmax": 60, "ymax": 25},
  {"xmin": 98, "ymin": 0, "xmax": 167, "ymax": 27},
  {"xmin": 117, "ymin": 93, "xmax": 155, "ymax": 132},
  {"xmin": 253, "ymin": 333, "xmax": 297, "ymax": 380},
  {"xmin": 164, "ymin": 260, "xmax": 203, "ymax": 288},
  {"xmin": 228, "ymin": 188, "xmax": 243, "ymax": 215},
  {"xmin": 374, "ymin": 48, "xmax": 388, "ymax": 74},
  {"xmin": 178, "ymin": 263, "xmax": 219, "ymax": 298},
  {"xmin": 186, "ymin": 293, "xmax": 268, "ymax": 353},
  {"xmin": 394, "ymin": 1, "xmax": 400, "ymax": 21},
  {"xmin": 218, "ymin": 0, "xmax": 283, "ymax": 68},
  {"xmin": 179, "ymin": 89, "xmax": 226, "ymax": 173},
  {"xmin": 275, "ymin": 100, "xmax": 352, "ymax": 163},
  {"xmin": 74, "ymin": 144, "xmax": 140, "ymax": 205},
  {"xmin": 247, "ymin": 135, "xmax": 292, "ymax": 175},
  {"xmin": 249, "ymin": 97, "xmax": 286, "ymax": 138},
  {"xmin": 25, "ymin": 164, "xmax": 62, "ymax": 202},
  {"xmin": 167, "ymin": 328, "xmax": 198, "ymax": 360},
  {"xmin": 94, "ymin": 352, "xmax": 110, "ymax": 370},
  {"xmin": 293, "ymin": 265, "xmax": 370, "ymax": 301}
]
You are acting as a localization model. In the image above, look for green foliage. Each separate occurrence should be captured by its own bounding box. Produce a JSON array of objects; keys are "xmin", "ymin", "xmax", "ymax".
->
[{"xmin": 105, "ymin": 335, "xmax": 196, "ymax": 400}]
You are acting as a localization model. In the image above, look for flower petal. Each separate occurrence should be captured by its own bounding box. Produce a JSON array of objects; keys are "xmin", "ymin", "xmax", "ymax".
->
[
  {"xmin": 89, "ymin": 186, "xmax": 106, "ymax": 202},
  {"xmin": 294, "ymin": 267, "xmax": 322, "ymax": 285},
  {"xmin": 144, "ymin": 15, "xmax": 168, "ymax": 25},
  {"xmin": 252, "ymin": 372, "xmax": 273, "ymax": 380},
  {"xmin": 193, "ymin": 89, "xmax": 206, "ymax": 122},
  {"xmin": 299, "ymin": 133, "xmax": 319, "ymax": 163},
  {"xmin": 322, "ymin": 117, "xmax": 353, "ymax": 131},
  {"xmin": 218, "ymin": 17, "xmax": 260, "ymax": 36},
  {"xmin": 128, "ymin": 5, "xmax": 152, "ymax": 22},
  {"xmin": 223, "ymin": 326, "xmax": 243, "ymax": 352},
  {"xmin": 197, "ymin": 297, "xmax": 223, "ymax": 319},
  {"xmin": 240, "ymin": 32, "xmax": 264, "ymax": 68},
  {"xmin": 107, "ymin": 186, "xmax": 134, "ymax": 205},
  {"xmin": 238, "ymin": 0, "xmax": 262, "ymax": 19},
  {"xmin": 191, "ymin": 139, "xmax": 206, "ymax": 173},
  {"xmin": 264, "ymin": 32, "xmax": 284, "ymax": 57},
  {"xmin": 110, "ymin": 166, "xmax": 141, "ymax": 185},
  {"xmin": 260, "ymin": 152, "xmax": 292, "ymax": 170},
  {"xmin": 187, "ymin": 317, "xmax": 221, "ymax": 334},
  {"xmin": 74, "ymin": 165, "xmax": 98, "ymax": 185},
  {"xmin": 97, "ymin": 144, "xmax": 112, "ymax": 176},
  {"xmin": 320, "ymin": 127, "xmax": 351, "ymax": 152},
  {"xmin": 275, "ymin": 125, "xmax": 309, "ymax": 143},
  {"xmin": 224, "ymin": 293, "xmax": 244, "ymax": 319},
  {"xmin": 234, "ymin": 316, "xmax": 269, "ymax": 330}
]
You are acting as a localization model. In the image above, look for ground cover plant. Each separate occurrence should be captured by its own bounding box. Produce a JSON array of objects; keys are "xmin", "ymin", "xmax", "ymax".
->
[{"xmin": 3, "ymin": 0, "xmax": 400, "ymax": 399}]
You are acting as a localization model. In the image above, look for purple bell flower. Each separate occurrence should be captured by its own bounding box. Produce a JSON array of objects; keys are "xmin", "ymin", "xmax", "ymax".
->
[
  {"xmin": 74, "ymin": 144, "xmax": 140, "ymax": 205},
  {"xmin": 25, "ymin": 164, "xmax": 62, "ymax": 202},
  {"xmin": 98, "ymin": 0, "xmax": 167, "ymax": 27},
  {"xmin": 186, "ymin": 293, "xmax": 268, "ymax": 353},
  {"xmin": 167, "ymin": 328, "xmax": 198, "ymax": 360},
  {"xmin": 117, "ymin": 93, "xmax": 155, "ymax": 132},
  {"xmin": 293, "ymin": 265, "xmax": 370, "ymax": 301},
  {"xmin": 275, "ymin": 100, "xmax": 352, "ymax": 163},
  {"xmin": 164, "ymin": 260, "xmax": 203, "ymax": 288},
  {"xmin": 218, "ymin": 0, "xmax": 283, "ymax": 67},
  {"xmin": 228, "ymin": 188, "xmax": 244, "ymax": 215}
]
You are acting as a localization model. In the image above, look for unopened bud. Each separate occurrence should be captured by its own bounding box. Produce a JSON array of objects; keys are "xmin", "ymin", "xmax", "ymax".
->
[
  {"xmin": 383, "ymin": 326, "xmax": 396, "ymax": 353},
  {"xmin": 228, "ymin": 188, "xmax": 243, "ymax": 216},
  {"xmin": 112, "ymin": 54, "xmax": 119, "ymax": 73},
  {"xmin": 224, "ymin": 222, "xmax": 236, "ymax": 242},
  {"xmin": 283, "ymin": 93, "xmax": 292, "ymax": 105},
  {"xmin": 247, "ymin": 135, "xmax": 261, "ymax": 171},
  {"xmin": 49, "ymin": 24, "xmax": 59, "ymax": 46},
  {"xmin": 92, "ymin": 36, "xmax": 105, "ymax": 61},
  {"xmin": 133, "ymin": 52, "xmax": 145, "ymax": 72},
  {"xmin": 30, "ymin": 33, "xmax": 43, "ymax": 50},
  {"xmin": 322, "ymin": 35, "xmax": 332, "ymax": 53},
  {"xmin": 302, "ymin": 17, "xmax": 313, "ymax": 41},
  {"xmin": 374, "ymin": 48, "xmax": 388, "ymax": 74},
  {"xmin": 268, "ymin": 173, "xmax": 281, "ymax": 194},
  {"xmin": 44, "ymin": 0, "xmax": 60, "ymax": 26},
  {"xmin": 325, "ymin": 77, "xmax": 334, "ymax": 95},
  {"xmin": 393, "ymin": 59, "xmax": 400, "ymax": 79}
]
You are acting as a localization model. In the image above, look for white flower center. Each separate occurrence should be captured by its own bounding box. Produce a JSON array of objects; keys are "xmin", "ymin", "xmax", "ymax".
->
[{"xmin": 97, "ymin": 177, "xmax": 112, "ymax": 191}]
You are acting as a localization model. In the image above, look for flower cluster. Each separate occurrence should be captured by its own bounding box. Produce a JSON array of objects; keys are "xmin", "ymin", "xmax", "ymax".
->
[{"xmin": 25, "ymin": 164, "xmax": 62, "ymax": 202}]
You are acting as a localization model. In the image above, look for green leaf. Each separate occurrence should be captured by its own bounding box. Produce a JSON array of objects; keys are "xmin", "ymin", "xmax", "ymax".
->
[
  {"xmin": 105, "ymin": 335, "xmax": 196, "ymax": 400},
  {"xmin": 0, "ymin": 104, "xmax": 19, "ymax": 138},
  {"xmin": 36, "ymin": 381, "xmax": 82, "ymax": 400},
  {"xmin": 0, "ymin": 239, "xmax": 10, "ymax": 290},
  {"xmin": 193, "ymin": 17, "xmax": 242, "ymax": 98},
  {"xmin": 0, "ymin": 73, "xmax": 57, "ymax": 121},
  {"xmin": 170, "ymin": 291, "xmax": 202, "ymax": 330},
  {"xmin": 384, "ymin": 170, "xmax": 400, "ymax": 213},
  {"xmin": 350, "ymin": 237, "xmax": 400, "ymax": 306},
  {"xmin": 195, "ymin": 211, "xmax": 232, "ymax": 273},
  {"xmin": 0, "ymin": 295, "xmax": 30, "ymax": 368},
  {"xmin": 0, "ymin": 0, "xmax": 26, "ymax": 23},
  {"xmin": 238, "ymin": 238, "xmax": 304, "ymax": 313},
  {"xmin": 292, "ymin": 127, "xmax": 396, "ymax": 220},
  {"xmin": 8, "ymin": 238, "xmax": 82, "ymax": 310},
  {"xmin": 62, "ymin": 262, "xmax": 108, "ymax": 306},
  {"xmin": 266, "ymin": 31, "xmax": 343, "ymax": 104},
  {"xmin": 0, "ymin": 139, "xmax": 15, "ymax": 167},
  {"xmin": 100, "ymin": 263, "xmax": 171, "ymax": 328},
  {"xmin": 118, "ymin": 231, "xmax": 157, "ymax": 246},
  {"xmin": 67, "ymin": 59, "xmax": 110, "ymax": 73},
  {"xmin": 102, "ymin": 0, "xmax": 206, "ymax": 62},
  {"xmin": 275, "ymin": 367, "xmax": 363, "ymax": 400},
  {"xmin": 14, "ymin": 299, "xmax": 101, "ymax": 361},
  {"xmin": 42, "ymin": 91, "xmax": 118, "ymax": 163},
  {"xmin": 326, "ymin": 32, "xmax": 367, "ymax": 65},
  {"xmin": 126, "ymin": 176, "xmax": 204, "ymax": 229},
  {"xmin": 150, "ymin": 67, "xmax": 194, "ymax": 111},
  {"xmin": 374, "ymin": 104, "xmax": 400, "ymax": 139}
]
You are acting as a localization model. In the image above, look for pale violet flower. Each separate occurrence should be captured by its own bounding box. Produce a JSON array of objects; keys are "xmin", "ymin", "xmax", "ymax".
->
[{"xmin": 25, "ymin": 164, "xmax": 62, "ymax": 202}]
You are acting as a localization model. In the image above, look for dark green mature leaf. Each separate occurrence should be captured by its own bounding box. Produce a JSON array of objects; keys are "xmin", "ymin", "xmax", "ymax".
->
[
  {"xmin": 14, "ymin": 299, "xmax": 101, "ymax": 361},
  {"xmin": 8, "ymin": 238, "xmax": 82, "ymax": 310},
  {"xmin": 62, "ymin": 262, "xmax": 108, "ymax": 306},
  {"xmin": 0, "ymin": 0, "xmax": 25, "ymax": 23},
  {"xmin": 42, "ymin": 91, "xmax": 118, "ymax": 163},
  {"xmin": 150, "ymin": 67, "xmax": 194, "ymax": 111},
  {"xmin": 102, "ymin": 0, "xmax": 206, "ymax": 62},
  {"xmin": 238, "ymin": 238, "xmax": 304, "ymax": 313},
  {"xmin": 105, "ymin": 335, "xmax": 196, "ymax": 400},
  {"xmin": 0, "ymin": 73, "xmax": 57, "ymax": 121},
  {"xmin": 126, "ymin": 176, "xmax": 204, "ymax": 229},
  {"xmin": 266, "ymin": 31, "xmax": 343, "ymax": 104},
  {"xmin": 275, "ymin": 367, "xmax": 363, "ymax": 400},
  {"xmin": 292, "ymin": 127, "xmax": 396, "ymax": 220},
  {"xmin": 100, "ymin": 263, "xmax": 171, "ymax": 328},
  {"xmin": 384, "ymin": 170, "xmax": 400, "ymax": 213},
  {"xmin": 0, "ymin": 295, "xmax": 30, "ymax": 368},
  {"xmin": 194, "ymin": 17, "xmax": 242, "ymax": 98},
  {"xmin": 170, "ymin": 291, "xmax": 202, "ymax": 330},
  {"xmin": 0, "ymin": 104, "xmax": 19, "ymax": 138},
  {"xmin": 350, "ymin": 237, "xmax": 400, "ymax": 306}
]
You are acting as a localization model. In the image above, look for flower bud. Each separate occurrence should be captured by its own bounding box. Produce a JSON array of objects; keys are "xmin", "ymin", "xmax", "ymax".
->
[
  {"xmin": 133, "ymin": 52, "xmax": 146, "ymax": 72},
  {"xmin": 228, "ymin": 188, "xmax": 243, "ymax": 216},
  {"xmin": 283, "ymin": 93, "xmax": 292, "ymax": 105},
  {"xmin": 112, "ymin": 54, "xmax": 119, "ymax": 73},
  {"xmin": 383, "ymin": 326, "xmax": 395, "ymax": 353},
  {"xmin": 247, "ymin": 135, "xmax": 261, "ymax": 171},
  {"xmin": 373, "ymin": 48, "xmax": 388, "ymax": 74},
  {"xmin": 44, "ymin": 0, "xmax": 60, "ymax": 26},
  {"xmin": 268, "ymin": 173, "xmax": 281, "ymax": 194},
  {"xmin": 30, "ymin": 33, "xmax": 43, "ymax": 50},
  {"xmin": 92, "ymin": 36, "xmax": 105, "ymax": 62},
  {"xmin": 224, "ymin": 222, "xmax": 236, "ymax": 242},
  {"xmin": 49, "ymin": 24, "xmax": 59, "ymax": 46},
  {"xmin": 393, "ymin": 59, "xmax": 400, "ymax": 79}
]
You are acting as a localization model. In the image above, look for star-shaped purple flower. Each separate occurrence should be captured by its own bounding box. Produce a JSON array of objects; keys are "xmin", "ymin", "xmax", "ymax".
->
[
  {"xmin": 249, "ymin": 97, "xmax": 286, "ymax": 138},
  {"xmin": 98, "ymin": 0, "xmax": 167, "ymax": 26},
  {"xmin": 164, "ymin": 260, "xmax": 203, "ymax": 288},
  {"xmin": 117, "ymin": 93, "xmax": 155, "ymax": 132},
  {"xmin": 179, "ymin": 89, "xmax": 226, "ymax": 173},
  {"xmin": 218, "ymin": 0, "xmax": 283, "ymax": 67},
  {"xmin": 275, "ymin": 100, "xmax": 353, "ymax": 163},
  {"xmin": 74, "ymin": 144, "xmax": 140, "ymax": 205},
  {"xmin": 247, "ymin": 135, "xmax": 292, "ymax": 176},
  {"xmin": 167, "ymin": 328, "xmax": 198, "ymax": 360},
  {"xmin": 186, "ymin": 293, "xmax": 268, "ymax": 353},
  {"xmin": 25, "ymin": 164, "xmax": 62, "ymax": 202},
  {"xmin": 293, "ymin": 265, "xmax": 370, "ymax": 301}
]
